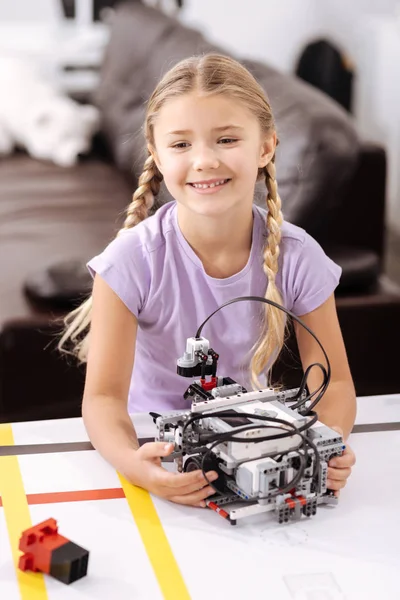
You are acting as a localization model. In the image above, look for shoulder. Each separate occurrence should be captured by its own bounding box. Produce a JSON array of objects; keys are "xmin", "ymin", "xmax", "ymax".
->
[
  {"xmin": 86, "ymin": 202, "xmax": 176, "ymax": 316},
  {"xmin": 254, "ymin": 204, "xmax": 308, "ymax": 251},
  {"xmin": 253, "ymin": 204, "xmax": 342, "ymax": 315},
  {"xmin": 89, "ymin": 202, "xmax": 176, "ymax": 275},
  {"xmin": 106, "ymin": 201, "xmax": 175, "ymax": 260}
]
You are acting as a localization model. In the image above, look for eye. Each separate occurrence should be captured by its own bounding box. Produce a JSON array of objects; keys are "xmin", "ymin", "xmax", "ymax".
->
[
  {"xmin": 218, "ymin": 138, "xmax": 238, "ymax": 144},
  {"xmin": 171, "ymin": 142, "xmax": 190, "ymax": 149}
]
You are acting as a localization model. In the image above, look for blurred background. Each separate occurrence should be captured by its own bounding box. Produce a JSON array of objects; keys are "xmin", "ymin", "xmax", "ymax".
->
[{"xmin": 0, "ymin": 0, "xmax": 399, "ymax": 422}]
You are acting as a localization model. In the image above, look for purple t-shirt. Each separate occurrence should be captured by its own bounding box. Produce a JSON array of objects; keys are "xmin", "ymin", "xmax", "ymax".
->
[{"xmin": 87, "ymin": 201, "xmax": 341, "ymax": 414}]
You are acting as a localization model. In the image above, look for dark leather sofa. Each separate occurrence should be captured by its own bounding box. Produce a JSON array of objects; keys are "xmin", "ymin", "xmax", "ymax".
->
[{"xmin": 1, "ymin": 1, "xmax": 399, "ymax": 423}]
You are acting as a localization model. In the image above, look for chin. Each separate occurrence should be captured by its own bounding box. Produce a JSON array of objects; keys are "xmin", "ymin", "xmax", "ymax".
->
[{"xmin": 185, "ymin": 199, "xmax": 237, "ymax": 218}]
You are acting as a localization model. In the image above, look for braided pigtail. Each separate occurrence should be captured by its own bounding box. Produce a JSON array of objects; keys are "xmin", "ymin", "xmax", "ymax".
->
[
  {"xmin": 250, "ymin": 157, "xmax": 287, "ymax": 388},
  {"xmin": 120, "ymin": 154, "xmax": 163, "ymax": 231},
  {"xmin": 58, "ymin": 154, "xmax": 163, "ymax": 362}
]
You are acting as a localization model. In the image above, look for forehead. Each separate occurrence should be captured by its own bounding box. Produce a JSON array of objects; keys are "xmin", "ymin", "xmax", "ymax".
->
[{"xmin": 153, "ymin": 92, "xmax": 259, "ymax": 137}]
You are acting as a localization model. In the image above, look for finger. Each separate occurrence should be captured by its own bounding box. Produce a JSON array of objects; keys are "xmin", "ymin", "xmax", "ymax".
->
[
  {"xmin": 330, "ymin": 445, "xmax": 355, "ymax": 463},
  {"xmin": 169, "ymin": 485, "xmax": 216, "ymax": 507},
  {"xmin": 167, "ymin": 475, "xmax": 218, "ymax": 497},
  {"xmin": 159, "ymin": 469, "xmax": 218, "ymax": 491},
  {"xmin": 326, "ymin": 478, "xmax": 347, "ymax": 491},
  {"xmin": 161, "ymin": 471, "xmax": 218, "ymax": 497},
  {"xmin": 329, "ymin": 451, "xmax": 356, "ymax": 468},
  {"xmin": 139, "ymin": 442, "xmax": 175, "ymax": 460},
  {"xmin": 327, "ymin": 466, "xmax": 352, "ymax": 481}
]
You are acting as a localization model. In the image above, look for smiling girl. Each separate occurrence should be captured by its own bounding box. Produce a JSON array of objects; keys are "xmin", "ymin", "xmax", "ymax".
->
[{"xmin": 59, "ymin": 54, "xmax": 356, "ymax": 508}]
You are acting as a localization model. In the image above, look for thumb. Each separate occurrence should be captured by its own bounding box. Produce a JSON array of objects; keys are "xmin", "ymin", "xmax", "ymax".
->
[{"xmin": 140, "ymin": 441, "xmax": 175, "ymax": 459}]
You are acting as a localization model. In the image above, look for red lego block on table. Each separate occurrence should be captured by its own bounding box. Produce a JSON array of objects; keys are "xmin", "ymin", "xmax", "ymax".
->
[{"xmin": 18, "ymin": 518, "xmax": 89, "ymax": 584}]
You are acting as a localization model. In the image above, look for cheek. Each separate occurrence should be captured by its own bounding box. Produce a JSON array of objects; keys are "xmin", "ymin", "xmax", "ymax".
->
[
  {"xmin": 229, "ymin": 145, "xmax": 260, "ymax": 169},
  {"xmin": 159, "ymin": 155, "xmax": 187, "ymax": 185},
  {"xmin": 228, "ymin": 151, "xmax": 259, "ymax": 182}
]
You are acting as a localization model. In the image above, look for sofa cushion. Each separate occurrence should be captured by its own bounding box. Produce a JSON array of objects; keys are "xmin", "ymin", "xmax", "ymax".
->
[
  {"xmin": 0, "ymin": 153, "xmax": 132, "ymax": 323},
  {"xmin": 95, "ymin": 1, "xmax": 360, "ymax": 232},
  {"xmin": 328, "ymin": 246, "xmax": 381, "ymax": 294}
]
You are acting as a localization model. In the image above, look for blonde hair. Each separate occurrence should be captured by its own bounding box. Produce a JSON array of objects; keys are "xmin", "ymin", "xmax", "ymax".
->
[{"xmin": 59, "ymin": 53, "xmax": 286, "ymax": 387}]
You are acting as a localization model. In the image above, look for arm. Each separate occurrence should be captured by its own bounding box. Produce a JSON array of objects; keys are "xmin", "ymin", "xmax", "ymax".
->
[
  {"xmin": 82, "ymin": 273, "xmax": 140, "ymax": 471},
  {"xmin": 294, "ymin": 294, "xmax": 356, "ymax": 494},
  {"xmin": 82, "ymin": 274, "xmax": 218, "ymax": 506},
  {"xmin": 294, "ymin": 293, "xmax": 356, "ymax": 440}
]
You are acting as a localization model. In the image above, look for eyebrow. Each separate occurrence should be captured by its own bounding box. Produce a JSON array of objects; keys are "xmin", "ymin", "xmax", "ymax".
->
[{"xmin": 166, "ymin": 125, "xmax": 244, "ymax": 136}]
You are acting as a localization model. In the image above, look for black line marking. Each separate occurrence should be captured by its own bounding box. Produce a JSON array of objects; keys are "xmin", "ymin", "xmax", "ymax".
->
[
  {"xmin": 0, "ymin": 437, "xmax": 154, "ymax": 456},
  {"xmin": 351, "ymin": 422, "xmax": 400, "ymax": 433},
  {"xmin": 0, "ymin": 425, "xmax": 399, "ymax": 457}
]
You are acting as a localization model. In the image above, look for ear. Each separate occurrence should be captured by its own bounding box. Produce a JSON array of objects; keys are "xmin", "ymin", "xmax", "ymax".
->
[{"xmin": 258, "ymin": 132, "xmax": 277, "ymax": 169}]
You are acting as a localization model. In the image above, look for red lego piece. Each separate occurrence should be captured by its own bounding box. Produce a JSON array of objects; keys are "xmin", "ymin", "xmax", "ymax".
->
[
  {"xmin": 207, "ymin": 501, "xmax": 229, "ymax": 519},
  {"xmin": 285, "ymin": 498, "xmax": 296, "ymax": 509},
  {"xmin": 296, "ymin": 494, "xmax": 307, "ymax": 506},
  {"xmin": 18, "ymin": 518, "xmax": 89, "ymax": 584},
  {"xmin": 200, "ymin": 376, "xmax": 218, "ymax": 391}
]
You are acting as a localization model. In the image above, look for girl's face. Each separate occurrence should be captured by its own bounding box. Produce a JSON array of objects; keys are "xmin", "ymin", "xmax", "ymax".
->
[{"xmin": 152, "ymin": 93, "xmax": 275, "ymax": 218}]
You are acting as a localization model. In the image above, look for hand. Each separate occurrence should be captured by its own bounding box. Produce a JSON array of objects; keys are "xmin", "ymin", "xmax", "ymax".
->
[
  {"xmin": 327, "ymin": 427, "xmax": 356, "ymax": 496},
  {"xmin": 124, "ymin": 442, "xmax": 218, "ymax": 508}
]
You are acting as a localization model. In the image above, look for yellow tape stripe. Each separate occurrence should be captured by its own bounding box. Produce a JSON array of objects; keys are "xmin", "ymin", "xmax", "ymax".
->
[
  {"xmin": 0, "ymin": 424, "xmax": 49, "ymax": 599},
  {"xmin": 118, "ymin": 474, "xmax": 191, "ymax": 600},
  {"xmin": 0, "ymin": 422, "xmax": 15, "ymax": 445}
]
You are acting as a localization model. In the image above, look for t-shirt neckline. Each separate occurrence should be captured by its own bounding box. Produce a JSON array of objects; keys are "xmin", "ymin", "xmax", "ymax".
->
[{"xmin": 171, "ymin": 202, "xmax": 264, "ymax": 287}]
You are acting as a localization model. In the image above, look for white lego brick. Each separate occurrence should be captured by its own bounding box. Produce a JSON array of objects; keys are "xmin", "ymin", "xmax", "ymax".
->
[
  {"xmin": 191, "ymin": 388, "xmax": 278, "ymax": 413},
  {"xmin": 229, "ymin": 501, "xmax": 275, "ymax": 520}
]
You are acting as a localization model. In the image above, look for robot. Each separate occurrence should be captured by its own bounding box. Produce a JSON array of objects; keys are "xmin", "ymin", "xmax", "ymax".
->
[{"xmin": 153, "ymin": 296, "xmax": 345, "ymax": 526}]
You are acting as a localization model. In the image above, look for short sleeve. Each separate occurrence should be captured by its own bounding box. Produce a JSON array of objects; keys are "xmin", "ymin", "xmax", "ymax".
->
[
  {"xmin": 87, "ymin": 231, "xmax": 150, "ymax": 319},
  {"xmin": 282, "ymin": 231, "xmax": 342, "ymax": 316}
]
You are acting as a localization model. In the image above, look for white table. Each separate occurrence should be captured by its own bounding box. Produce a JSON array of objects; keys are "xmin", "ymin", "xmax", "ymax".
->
[{"xmin": 0, "ymin": 395, "xmax": 399, "ymax": 600}]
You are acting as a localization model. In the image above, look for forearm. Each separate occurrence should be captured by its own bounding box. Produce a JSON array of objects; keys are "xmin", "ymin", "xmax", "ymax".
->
[
  {"xmin": 313, "ymin": 380, "xmax": 357, "ymax": 441},
  {"xmin": 82, "ymin": 394, "xmax": 139, "ymax": 472}
]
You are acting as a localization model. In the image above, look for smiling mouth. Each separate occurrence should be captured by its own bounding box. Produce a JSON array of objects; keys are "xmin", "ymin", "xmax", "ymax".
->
[{"xmin": 188, "ymin": 178, "xmax": 231, "ymax": 189}]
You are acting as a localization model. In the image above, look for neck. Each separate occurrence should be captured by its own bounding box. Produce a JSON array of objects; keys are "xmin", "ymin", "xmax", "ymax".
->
[{"xmin": 176, "ymin": 203, "xmax": 254, "ymax": 278}]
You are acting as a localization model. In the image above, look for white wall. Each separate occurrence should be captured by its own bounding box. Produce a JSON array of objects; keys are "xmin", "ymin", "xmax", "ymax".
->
[
  {"xmin": 180, "ymin": 0, "xmax": 400, "ymax": 72},
  {"xmin": 0, "ymin": 0, "xmax": 62, "ymax": 22},
  {"xmin": 180, "ymin": 0, "xmax": 324, "ymax": 73},
  {"xmin": 317, "ymin": 0, "xmax": 400, "ymax": 59}
]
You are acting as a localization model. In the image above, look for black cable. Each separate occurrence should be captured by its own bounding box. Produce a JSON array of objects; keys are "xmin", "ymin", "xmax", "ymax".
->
[
  {"xmin": 194, "ymin": 296, "xmax": 331, "ymax": 411},
  {"xmin": 201, "ymin": 422, "xmax": 299, "ymax": 495},
  {"xmin": 291, "ymin": 363, "xmax": 325, "ymax": 402},
  {"xmin": 201, "ymin": 424, "xmax": 315, "ymax": 499},
  {"xmin": 181, "ymin": 410, "xmax": 321, "ymax": 498},
  {"xmin": 289, "ymin": 363, "xmax": 327, "ymax": 410},
  {"xmin": 182, "ymin": 407, "xmax": 319, "ymax": 443},
  {"xmin": 201, "ymin": 423, "xmax": 318, "ymax": 479}
]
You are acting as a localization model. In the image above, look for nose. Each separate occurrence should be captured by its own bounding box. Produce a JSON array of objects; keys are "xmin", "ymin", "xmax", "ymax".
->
[{"xmin": 192, "ymin": 145, "xmax": 220, "ymax": 171}]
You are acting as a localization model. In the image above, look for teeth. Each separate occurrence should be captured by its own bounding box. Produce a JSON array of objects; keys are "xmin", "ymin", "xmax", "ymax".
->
[{"xmin": 192, "ymin": 179, "xmax": 228, "ymax": 189}]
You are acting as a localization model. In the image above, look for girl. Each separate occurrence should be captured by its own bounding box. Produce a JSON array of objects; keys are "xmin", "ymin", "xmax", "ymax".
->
[{"xmin": 59, "ymin": 54, "xmax": 356, "ymax": 508}]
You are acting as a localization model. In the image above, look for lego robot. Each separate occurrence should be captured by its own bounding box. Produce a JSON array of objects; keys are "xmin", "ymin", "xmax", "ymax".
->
[{"xmin": 153, "ymin": 296, "xmax": 345, "ymax": 526}]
